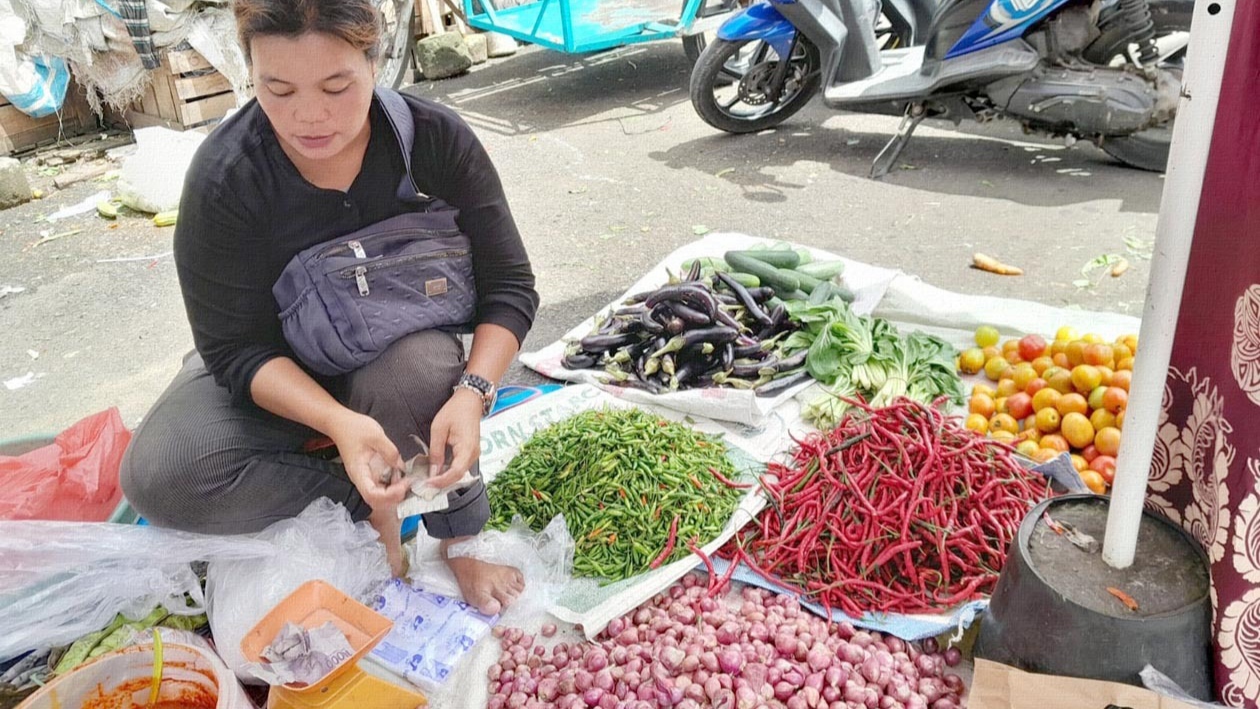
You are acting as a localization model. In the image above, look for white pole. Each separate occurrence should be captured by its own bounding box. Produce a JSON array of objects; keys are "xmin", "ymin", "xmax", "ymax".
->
[{"xmin": 1102, "ymin": 0, "xmax": 1239, "ymax": 569}]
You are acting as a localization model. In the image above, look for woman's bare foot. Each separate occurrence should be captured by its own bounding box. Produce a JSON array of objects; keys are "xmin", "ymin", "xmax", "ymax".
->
[
  {"xmin": 442, "ymin": 537, "xmax": 525, "ymax": 615},
  {"xmin": 369, "ymin": 507, "xmax": 407, "ymax": 578}
]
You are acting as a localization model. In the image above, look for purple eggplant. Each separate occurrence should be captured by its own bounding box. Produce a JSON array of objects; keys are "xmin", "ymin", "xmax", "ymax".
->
[
  {"xmin": 579, "ymin": 332, "xmax": 638, "ymax": 353},
  {"xmin": 716, "ymin": 272, "xmax": 773, "ymax": 327}
]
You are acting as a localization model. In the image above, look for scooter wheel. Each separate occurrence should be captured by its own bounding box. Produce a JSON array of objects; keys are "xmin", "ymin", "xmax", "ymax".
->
[{"xmin": 689, "ymin": 37, "xmax": 820, "ymax": 134}]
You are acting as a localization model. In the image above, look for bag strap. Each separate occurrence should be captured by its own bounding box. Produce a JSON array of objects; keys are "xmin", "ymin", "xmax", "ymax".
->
[{"xmin": 374, "ymin": 87, "xmax": 429, "ymax": 203}]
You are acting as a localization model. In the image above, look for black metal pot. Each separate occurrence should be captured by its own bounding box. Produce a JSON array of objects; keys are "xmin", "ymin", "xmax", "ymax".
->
[{"xmin": 974, "ymin": 494, "xmax": 1214, "ymax": 700}]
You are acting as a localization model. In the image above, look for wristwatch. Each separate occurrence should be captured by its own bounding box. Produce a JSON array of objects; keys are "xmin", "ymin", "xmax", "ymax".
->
[{"xmin": 454, "ymin": 372, "xmax": 497, "ymax": 417}]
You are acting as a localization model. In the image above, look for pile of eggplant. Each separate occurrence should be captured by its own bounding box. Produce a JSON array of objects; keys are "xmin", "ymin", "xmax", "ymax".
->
[{"xmin": 562, "ymin": 262, "xmax": 807, "ymax": 395}]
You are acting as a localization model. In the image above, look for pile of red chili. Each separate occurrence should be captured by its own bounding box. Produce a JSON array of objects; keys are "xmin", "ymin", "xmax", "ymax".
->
[{"xmin": 727, "ymin": 396, "xmax": 1050, "ymax": 616}]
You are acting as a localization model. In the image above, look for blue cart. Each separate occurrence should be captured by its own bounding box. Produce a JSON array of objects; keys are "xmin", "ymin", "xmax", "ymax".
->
[{"xmin": 462, "ymin": 0, "xmax": 739, "ymax": 57}]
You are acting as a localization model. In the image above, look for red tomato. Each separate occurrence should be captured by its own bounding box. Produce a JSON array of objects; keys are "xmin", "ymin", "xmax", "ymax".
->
[
  {"xmin": 1090, "ymin": 455, "xmax": 1117, "ymax": 485},
  {"xmin": 1006, "ymin": 392, "xmax": 1034, "ymax": 420},
  {"xmin": 1081, "ymin": 444, "xmax": 1100, "ymax": 463},
  {"xmin": 1019, "ymin": 334, "xmax": 1049, "ymax": 362}
]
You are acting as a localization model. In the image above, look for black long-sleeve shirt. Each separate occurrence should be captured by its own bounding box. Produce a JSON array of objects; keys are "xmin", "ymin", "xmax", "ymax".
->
[{"xmin": 173, "ymin": 92, "xmax": 538, "ymax": 406}]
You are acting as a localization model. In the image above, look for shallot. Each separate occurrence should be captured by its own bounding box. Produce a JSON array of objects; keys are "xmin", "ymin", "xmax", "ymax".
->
[{"xmin": 487, "ymin": 574, "xmax": 967, "ymax": 708}]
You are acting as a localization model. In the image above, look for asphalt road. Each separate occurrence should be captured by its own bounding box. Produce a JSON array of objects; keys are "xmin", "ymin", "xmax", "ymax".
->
[{"xmin": 0, "ymin": 41, "xmax": 1162, "ymax": 439}]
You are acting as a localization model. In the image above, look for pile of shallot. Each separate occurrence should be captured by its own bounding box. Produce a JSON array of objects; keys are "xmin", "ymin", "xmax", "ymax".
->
[{"xmin": 487, "ymin": 574, "xmax": 966, "ymax": 709}]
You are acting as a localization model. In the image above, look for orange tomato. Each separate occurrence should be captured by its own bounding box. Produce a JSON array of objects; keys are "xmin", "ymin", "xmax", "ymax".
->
[
  {"xmin": 1032, "ymin": 388, "xmax": 1061, "ymax": 413},
  {"xmin": 1116, "ymin": 408, "xmax": 1126, "ymax": 429},
  {"xmin": 1048, "ymin": 370, "xmax": 1075, "ymax": 395},
  {"xmin": 1002, "ymin": 339, "xmax": 1020, "ymax": 356},
  {"xmin": 1091, "ymin": 455, "xmax": 1117, "ymax": 485},
  {"xmin": 990, "ymin": 430, "xmax": 1017, "ymax": 444},
  {"xmin": 965, "ymin": 413, "xmax": 989, "ymax": 434},
  {"xmin": 1082, "ymin": 333, "xmax": 1104, "ymax": 344},
  {"xmin": 1016, "ymin": 440, "xmax": 1041, "ymax": 458},
  {"xmin": 1052, "ymin": 352, "xmax": 1070, "ymax": 369},
  {"xmin": 1061, "ymin": 412, "xmax": 1095, "ymax": 449},
  {"xmin": 1018, "ymin": 420, "xmax": 1041, "ymax": 443},
  {"xmin": 1095, "ymin": 427, "xmax": 1123, "ymax": 457},
  {"xmin": 1102, "ymin": 387, "xmax": 1128, "ymax": 414},
  {"xmin": 1012, "ymin": 364, "xmax": 1038, "ymax": 392},
  {"xmin": 1007, "ymin": 392, "xmax": 1034, "ymax": 420},
  {"xmin": 1056, "ymin": 393, "xmax": 1090, "ymax": 417},
  {"xmin": 1090, "ymin": 408, "xmax": 1117, "ymax": 432},
  {"xmin": 1019, "ymin": 335, "xmax": 1049, "ymax": 362},
  {"xmin": 1116, "ymin": 356, "xmax": 1135, "ymax": 372},
  {"xmin": 1083, "ymin": 343, "xmax": 1115, "ymax": 367},
  {"xmin": 1111, "ymin": 370, "xmax": 1132, "ymax": 392},
  {"xmin": 1050, "ymin": 340, "xmax": 1069, "ymax": 357},
  {"xmin": 959, "ymin": 348, "xmax": 986, "ymax": 375},
  {"xmin": 982, "ymin": 345, "xmax": 1001, "ymax": 362},
  {"xmin": 995, "ymin": 397, "xmax": 1009, "ymax": 414},
  {"xmin": 1031, "ymin": 356, "xmax": 1054, "ymax": 375},
  {"xmin": 1097, "ymin": 366, "xmax": 1115, "ymax": 387},
  {"xmin": 984, "ymin": 356, "xmax": 1010, "ymax": 382},
  {"xmin": 1066, "ymin": 341, "xmax": 1087, "ymax": 367},
  {"xmin": 1112, "ymin": 343, "xmax": 1133, "ymax": 362},
  {"xmin": 996, "ymin": 379, "xmax": 1019, "ymax": 398},
  {"xmin": 973, "ymin": 383, "xmax": 996, "ymax": 398},
  {"xmin": 990, "ymin": 413, "xmax": 1020, "ymax": 435},
  {"xmin": 1070, "ymin": 454, "xmax": 1089, "ymax": 472},
  {"xmin": 1040, "ymin": 434, "xmax": 1070, "ymax": 453},
  {"xmin": 1080, "ymin": 470, "xmax": 1107, "ymax": 494},
  {"xmin": 1071, "ymin": 365, "xmax": 1103, "ymax": 394},
  {"xmin": 970, "ymin": 394, "xmax": 996, "ymax": 418},
  {"xmin": 1120, "ymin": 334, "xmax": 1138, "ymax": 352},
  {"xmin": 1035, "ymin": 407, "xmax": 1062, "ymax": 434},
  {"xmin": 1025, "ymin": 378, "xmax": 1048, "ymax": 397}
]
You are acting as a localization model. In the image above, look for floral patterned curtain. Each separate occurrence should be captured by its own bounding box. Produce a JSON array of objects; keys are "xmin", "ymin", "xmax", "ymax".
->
[{"xmin": 1144, "ymin": 3, "xmax": 1260, "ymax": 704}]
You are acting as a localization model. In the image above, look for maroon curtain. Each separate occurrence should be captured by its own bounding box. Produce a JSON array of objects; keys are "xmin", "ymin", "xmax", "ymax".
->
[{"xmin": 1144, "ymin": 4, "xmax": 1260, "ymax": 706}]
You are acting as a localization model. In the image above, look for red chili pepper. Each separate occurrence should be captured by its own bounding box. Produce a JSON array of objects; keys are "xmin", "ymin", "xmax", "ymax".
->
[
  {"xmin": 649, "ymin": 515, "xmax": 680, "ymax": 569},
  {"xmin": 723, "ymin": 397, "xmax": 1048, "ymax": 615},
  {"xmin": 706, "ymin": 466, "xmax": 753, "ymax": 489}
]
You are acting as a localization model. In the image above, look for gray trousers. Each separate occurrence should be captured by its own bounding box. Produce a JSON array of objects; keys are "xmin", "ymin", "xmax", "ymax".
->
[{"xmin": 120, "ymin": 330, "xmax": 489, "ymax": 538}]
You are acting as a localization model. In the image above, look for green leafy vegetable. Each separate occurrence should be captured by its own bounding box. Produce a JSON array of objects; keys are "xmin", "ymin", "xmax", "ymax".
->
[{"xmin": 784, "ymin": 298, "xmax": 964, "ymax": 429}]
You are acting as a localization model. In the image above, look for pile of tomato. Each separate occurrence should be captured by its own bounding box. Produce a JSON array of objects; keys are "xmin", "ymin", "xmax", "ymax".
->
[{"xmin": 958, "ymin": 325, "xmax": 1138, "ymax": 494}]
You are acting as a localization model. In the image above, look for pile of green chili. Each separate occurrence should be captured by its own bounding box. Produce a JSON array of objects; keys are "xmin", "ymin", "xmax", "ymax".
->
[{"xmin": 487, "ymin": 408, "xmax": 750, "ymax": 581}]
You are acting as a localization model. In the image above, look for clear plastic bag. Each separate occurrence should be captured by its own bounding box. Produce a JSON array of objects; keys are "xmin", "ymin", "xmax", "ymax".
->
[
  {"xmin": 0, "ymin": 521, "xmax": 272, "ymax": 664},
  {"xmin": 443, "ymin": 514, "xmax": 574, "ymax": 624},
  {"xmin": 205, "ymin": 498, "xmax": 391, "ymax": 682},
  {"xmin": 116, "ymin": 126, "xmax": 206, "ymax": 214}
]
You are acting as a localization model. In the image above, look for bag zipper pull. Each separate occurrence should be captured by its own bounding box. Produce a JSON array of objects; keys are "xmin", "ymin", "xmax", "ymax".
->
[
  {"xmin": 355, "ymin": 266, "xmax": 370, "ymax": 296},
  {"xmin": 348, "ymin": 240, "xmax": 367, "ymax": 259}
]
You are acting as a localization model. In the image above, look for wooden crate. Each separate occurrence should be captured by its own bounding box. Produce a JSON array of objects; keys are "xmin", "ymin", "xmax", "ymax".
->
[
  {"xmin": 0, "ymin": 83, "xmax": 97, "ymax": 156},
  {"xmin": 126, "ymin": 49, "xmax": 240, "ymax": 131},
  {"xmin": 416, "ymin": 0, "xmax": 469, "ymax": 36}
]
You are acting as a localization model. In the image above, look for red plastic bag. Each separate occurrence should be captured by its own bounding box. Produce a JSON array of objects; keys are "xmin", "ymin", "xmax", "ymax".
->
[{"xmin": 0, "ymin": 408, "xmax": 131, "ymax": 521}]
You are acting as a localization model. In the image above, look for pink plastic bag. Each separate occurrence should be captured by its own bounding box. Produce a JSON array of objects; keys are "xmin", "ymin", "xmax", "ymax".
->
[{"xmin": 0, "ymin": 408, "xmax": 131, "ymax": 522}]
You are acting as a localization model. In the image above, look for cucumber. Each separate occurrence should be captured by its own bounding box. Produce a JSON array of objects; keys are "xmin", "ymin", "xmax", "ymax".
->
[
  {"xmin": 724, "ymin": 271, "xmax": 761, "ymax": 288},
  {"xmin": 808, "ymin": 281, "xmax": 854, "ymax": 305},
  {"xmin": 789, "ymin": 269, "xmax": 824, "ymax": 293},
  {"xmin": 725, "ymin": 250, "xmax": 801, "ymax": 296},
  {"xmin": 726, "ymin": 249, "xmax": 800, "ymax": 269},
  {"xmin": 682, "ymin": 256, "xmax": 728, "ymax": 272},
  {"xmin": 793, "ymin": 248, "xmax": 813, "ymax": 266},
  {"xmin": 796, "ymin": 259, "xmax": 846, "ymax": 279}
]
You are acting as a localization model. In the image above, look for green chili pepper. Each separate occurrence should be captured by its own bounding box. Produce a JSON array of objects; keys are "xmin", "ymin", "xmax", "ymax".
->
[{"xmin": 487, "ymin": 408, "xmax": 748, "ymax": 581}]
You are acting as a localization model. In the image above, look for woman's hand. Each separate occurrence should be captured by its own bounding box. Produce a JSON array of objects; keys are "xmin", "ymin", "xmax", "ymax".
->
[
  {"xmin": 427, "ymin": 388, "xmax": 484, "ymax": 488},
  {"xmin": 328, "ymin": 409, "xmax": 409, "ymax": 510}
]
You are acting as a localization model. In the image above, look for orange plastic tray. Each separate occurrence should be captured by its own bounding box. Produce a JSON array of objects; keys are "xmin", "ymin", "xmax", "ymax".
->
[{"xmin": 240, "ymin": 580, "xmax": 392, "ymax": 692}]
